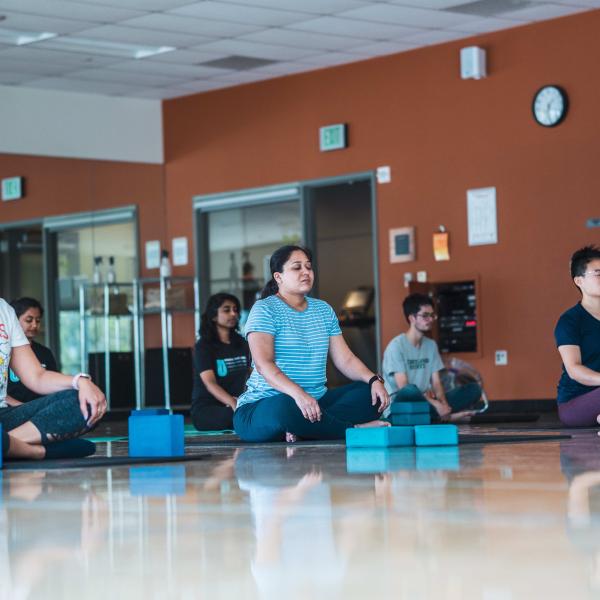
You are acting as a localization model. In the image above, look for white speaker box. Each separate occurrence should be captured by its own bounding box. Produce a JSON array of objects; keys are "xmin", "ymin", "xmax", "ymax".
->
[{"xmin": 460, "ymin": 46, "xmax": 486, "ymax": 80}]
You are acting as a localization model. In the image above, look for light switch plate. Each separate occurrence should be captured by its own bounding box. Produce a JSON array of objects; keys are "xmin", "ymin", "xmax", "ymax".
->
[{"xmin": 495, "ymin": 350, "xmax": 508, "ymax": 366}]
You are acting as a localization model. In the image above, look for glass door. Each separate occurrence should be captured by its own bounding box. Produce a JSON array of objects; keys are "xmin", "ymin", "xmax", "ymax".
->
[{"xmin": 200, "ymin": 200, "xmax": 302, "ymax": 327}]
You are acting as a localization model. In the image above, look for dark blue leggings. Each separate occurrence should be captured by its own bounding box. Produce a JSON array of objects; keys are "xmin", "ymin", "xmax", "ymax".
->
[
  {"xmin": 233, "ymin": 382, "xmax": 381, "ymax": 442},
  {"xmin": 0, "ymin": 389, "xmax": 91, "ymax": 443},
  {"xmin": 393, "ymin": 383, "xmax": 482, "ymax": 416}
]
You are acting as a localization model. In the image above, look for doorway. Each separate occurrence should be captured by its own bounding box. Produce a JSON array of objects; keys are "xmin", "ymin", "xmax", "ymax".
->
[
  {"xmin": 305, "ymin": 178, "xmax": 378, "ymax": 385},
  {"xmin": 194, "ymin": 174, "xmax": 380, "ymax": 382}
]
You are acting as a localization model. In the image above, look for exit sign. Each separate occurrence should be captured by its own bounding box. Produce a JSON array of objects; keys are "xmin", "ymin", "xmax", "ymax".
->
[
  {"xmin": 1, "ymin": 177, "xmax": 24, "ymax": 201},
  {"xmin": 319, "ymin": 124, "xmax": 347, "ymax": 152}
]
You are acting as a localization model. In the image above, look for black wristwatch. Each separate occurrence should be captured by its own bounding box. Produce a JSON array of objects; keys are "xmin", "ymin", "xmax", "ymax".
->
[{"xmin": 368, "ymin": 374, "xmax": 384, "ymax": 387}]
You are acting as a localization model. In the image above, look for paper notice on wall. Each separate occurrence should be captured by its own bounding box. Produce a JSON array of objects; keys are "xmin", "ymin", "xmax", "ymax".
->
[
  {"xmin": 172, "ymin": 236, "xmax": 188, "ymax": 266},
  {"xmin": 433, "ymin": 231, "xmax": 450, "ymax": 261},
  {"xmin": 145, "ymin": 240, "xmax": 161, "ymax": 269},
  {"xmin": 467, "ymin": 187, "xmax": 497, "ymax": 246}
]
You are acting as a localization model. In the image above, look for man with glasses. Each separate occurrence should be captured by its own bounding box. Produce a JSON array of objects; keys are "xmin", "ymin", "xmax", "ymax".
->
[
  {"xmin": 555, "ymin": 246, "xmax": 600, "ymax": 427},
  {"xmin": 382, "ymin": 293, "xmax": 481, "ymax": 421}
]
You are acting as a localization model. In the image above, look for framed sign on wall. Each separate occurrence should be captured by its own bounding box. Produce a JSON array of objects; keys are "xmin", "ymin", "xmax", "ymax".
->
[{"xmin": 389, "ymin": 226, "xmax": 415, "ymax": 263}]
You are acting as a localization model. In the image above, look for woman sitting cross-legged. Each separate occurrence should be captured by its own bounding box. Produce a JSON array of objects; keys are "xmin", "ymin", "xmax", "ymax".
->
[
  {"xmin": 191, "ymin": 293, "xmax": 250, "ymax": 431},
  {"xmin": 7, "ymin": 296, "xmax": 58, "ymax": 405},
  {"xmin": 233, "ymin": 245, "xmax": 390, "ymax": 443},
  {"xmin": 0, "ymin": 298, "xmax": 106, "ymax": 459}
]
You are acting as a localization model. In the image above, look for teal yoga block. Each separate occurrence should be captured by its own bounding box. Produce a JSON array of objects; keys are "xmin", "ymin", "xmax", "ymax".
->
[
  {"xmin": 128, "ymin": 410, "xmax": 184, "ymax": 457},
  {"xmin": 346, "ymin": 426, "xmax": 415, "ymax": 448},
  {"xmin": 390, "ymin": 401, "xmax": 430, "ymax": 415},
  {"xmin": 391, "ymin": 413, "xmax": 431, "ymax": 426},
  {"xmin": 416, "ymin": 447, "xmax": 460, "ymax": 471},
  {"xmin": 346, "ymin": 448, "xmax": 416, "ymax": 473},
  {"xmin": 414, "ymin": 424, "xmax": 458, "ymax": 446}
]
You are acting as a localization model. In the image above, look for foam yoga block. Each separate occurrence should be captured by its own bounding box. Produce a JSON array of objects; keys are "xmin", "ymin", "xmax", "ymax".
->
[
  {"xmin": 390, "ymin": 401, "xmax": 430, "ymax": 414},
  {"xmin": 346, "ymin": 426, "xmax": 414, "ymax": 448},
  {"xmin": 391, "ymin": 413, "xmax": 431, "ymax": 426},
  {"xmin": 346, "ymin": 448, "xmax": 416, "ymax": 473},
  {"xmin": 414, "ymin": 424, "xmax": 458, "ymax": 446},
  {"xmin": 128, "ymin": 410, "xmax": 184, "ymax": 457}
]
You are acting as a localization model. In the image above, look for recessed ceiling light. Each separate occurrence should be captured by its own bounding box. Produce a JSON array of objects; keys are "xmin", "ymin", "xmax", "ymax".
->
[
  {"xmin": 44, "ymin": 36, "xmax": 176, "ymax": 59},
  {"xmin": 0, "ymin": 27, "xmax": 57, "ymax": 46}
]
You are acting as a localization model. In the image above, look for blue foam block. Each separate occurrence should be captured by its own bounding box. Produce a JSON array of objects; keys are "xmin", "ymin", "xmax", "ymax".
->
[
  {"xmin": 128, "ymin": 412, "xmax": 184, "ymax": 457},
  {"xmin": 129, "ymin": 465, "xmax": 186, "ymax": 496},
  {"xmin": 346, "ymin": 448, "xmax": 416, "ymax": 473},
  {"xmin": 130, "ymin": 409, "xmax": 169, "ymax": 417},
  {"xmin": 414, "ymin": 424, "xmax": 458, "ymax": 446},
  {"xmin": 391, "ymin": 413, "xmax": 431, "ymax": 426},
  {"xmin": 415, "ymin": 447, "xmax": 460, "ymax": 471},
  {"xmin": 346, "ymin": 426, "xmax": 414, "ymax": 448},
  {"xmin": 390, "ymin": 401, "xmax": 430, "ymax": 415}
]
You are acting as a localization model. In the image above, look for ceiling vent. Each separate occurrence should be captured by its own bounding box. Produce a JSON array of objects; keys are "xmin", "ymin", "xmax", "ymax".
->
[{"xmin": 198, "ymin": 55, "xmax": 277, "ymax": 70}]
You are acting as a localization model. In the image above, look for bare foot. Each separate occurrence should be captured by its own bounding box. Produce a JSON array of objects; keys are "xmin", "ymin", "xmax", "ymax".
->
[
  {"xmin": 355, "ymin": 420, "xmax": 391, "ymax": 428},
  {"xmin": 285, "ymin": 432, "xmax": 298, "ymax": 443},
  {"xmin": 6, "ymin": 434, "xmax": 45, "ymax": 460}
]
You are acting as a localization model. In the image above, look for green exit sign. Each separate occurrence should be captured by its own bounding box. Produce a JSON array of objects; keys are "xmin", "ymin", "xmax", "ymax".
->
[
  {"xmin": 319, "ymin": 124, "xmax": 347, "ymax": 152},
  {"xmin": 2, "ymin": 177, "xmax": 24, "ymax": 201}
]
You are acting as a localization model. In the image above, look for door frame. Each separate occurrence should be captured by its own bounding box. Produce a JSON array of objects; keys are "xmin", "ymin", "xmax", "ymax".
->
[{"xmin": 192, "ymin": 171, "xmax": 382, "ymax": 370}]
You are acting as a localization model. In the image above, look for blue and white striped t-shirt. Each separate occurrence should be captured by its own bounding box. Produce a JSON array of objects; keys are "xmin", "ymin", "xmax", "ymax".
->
[{"xmin": 237, "ymin": 295, "xmax": 342, "ymax": 408}]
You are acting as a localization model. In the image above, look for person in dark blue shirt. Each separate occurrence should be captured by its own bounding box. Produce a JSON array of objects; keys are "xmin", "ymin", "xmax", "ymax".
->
[
  {"xmin": 555, "ymin": 246, "xmax": 600, "ymax": 426},
  {"xmin": 7, "ymin": 297, "xmax": 58, "ymax": 405},
  {"xmin": 191, "ymin": 293, "xmax": 250, "ymax": 431}
]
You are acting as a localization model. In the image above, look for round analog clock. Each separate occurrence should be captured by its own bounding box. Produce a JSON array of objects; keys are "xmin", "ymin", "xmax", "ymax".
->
[{"xmin": 532, "ymin": 85, "xmax": 568, "ymax": 127}]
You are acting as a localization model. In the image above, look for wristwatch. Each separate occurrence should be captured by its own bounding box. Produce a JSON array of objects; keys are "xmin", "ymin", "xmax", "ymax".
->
[
  {"xmin": 368, "ymin": 374, "xmax": 384, "ymax": 387},
  {"xmin": 72, "ymin": 373, "xmax": 92, "ymax": 390}
]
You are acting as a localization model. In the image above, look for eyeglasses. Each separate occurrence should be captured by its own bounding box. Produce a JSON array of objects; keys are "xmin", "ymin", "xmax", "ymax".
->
[
  {"xmin": 583, "ymin": 270, "xmax": 600, "ymax": 278},
  {"xmin": 416, "ymin": 312, "xmax": 437, "ymax": 320}
]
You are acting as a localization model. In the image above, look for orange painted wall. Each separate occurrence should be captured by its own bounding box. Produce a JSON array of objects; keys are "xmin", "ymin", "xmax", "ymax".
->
[{"xmin": 163, "ymin": 11, "xmax": 600, "ymax": 401}]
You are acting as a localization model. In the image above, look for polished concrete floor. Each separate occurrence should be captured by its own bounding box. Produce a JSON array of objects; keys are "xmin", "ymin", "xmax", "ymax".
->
[{"xmin": 2, "ymin": 425, "xmax": 600, "ymax": 600}]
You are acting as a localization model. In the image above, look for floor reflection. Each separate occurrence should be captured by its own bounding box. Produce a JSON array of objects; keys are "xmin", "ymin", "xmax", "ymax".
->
[{"xmin": 2, "ymin": 433, "xmax": 600, "ymax": 599}]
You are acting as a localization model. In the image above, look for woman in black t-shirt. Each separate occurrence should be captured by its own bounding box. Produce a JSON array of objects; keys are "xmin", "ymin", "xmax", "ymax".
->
[
  {"xmin": 191, "ymin": 293, "xmax": 250, "ymax": 431},
  {"xmin": 7, "ymin": 297, "xmax": 58, "ymax": 405}
]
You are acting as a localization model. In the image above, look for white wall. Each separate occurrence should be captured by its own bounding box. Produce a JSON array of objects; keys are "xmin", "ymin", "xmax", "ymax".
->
[{"xmin": 0, "ymin": 85, "xmax": 163, "ymax": 164}]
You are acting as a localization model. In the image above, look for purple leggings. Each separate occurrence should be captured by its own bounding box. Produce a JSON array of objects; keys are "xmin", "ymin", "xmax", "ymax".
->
[{"xmin": 558, "ymin": 387, "xmax": 600, "ymax": 427}]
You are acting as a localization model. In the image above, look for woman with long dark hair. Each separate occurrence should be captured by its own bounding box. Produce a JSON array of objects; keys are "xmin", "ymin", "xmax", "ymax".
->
[
  {"xmin": 7, "ymin": 297, "xmax": 58, "ymax": 405},
  {"xmin": 234, "ymin": 245, "xmax": 390, "ymax": 442},
  {"xmin": 191, "ymin": 293, "xmax": 250, "ymax": 431}
]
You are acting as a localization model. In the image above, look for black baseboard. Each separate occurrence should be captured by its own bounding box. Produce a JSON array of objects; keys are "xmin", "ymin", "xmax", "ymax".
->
[{"xmin": 487, "ymin": 399, "xmax": 557, "ymax": 414}]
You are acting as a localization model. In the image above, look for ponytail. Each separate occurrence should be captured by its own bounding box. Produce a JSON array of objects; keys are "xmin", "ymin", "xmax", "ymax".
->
[{"xmin": 260, "ymin": 278, "xmax": 279, "ymax": 299}]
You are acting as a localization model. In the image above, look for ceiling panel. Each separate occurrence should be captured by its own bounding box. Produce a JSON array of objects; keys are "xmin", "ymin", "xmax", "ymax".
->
[
  {"xmin": 170, "ymin": 1, "xmax": 313, "ymax": 26},
  {"xmin": 0, "ymin": 11, "xmax": 96, "ymax": 35},
  {"xmin": 0, "ymin": 45, "xmax": 124, "ymax": 66},
  {"xmin": 191, "ymin": 38, "xmax": 320, "ymax": 61},
  {"xmin": 339, "ymin": 4, "xmax": 480, "ymax": 28},
  {"xmin": 65, "ymin": 0, "xmax": 192, "ymax": 9},
  {"xmin": 26, "ymin": 76, "xmax": 147, "ymax": 95},
  {"xmin": 121, "ymin": 13, "xmax": 262, "ymax": 38},
  {"xmin": 66, "ymin": 66, "xmax": 185, "ymax": 86},
  {"xmin": 240, "ymin": 28, "xmax": 364, "ymax": 51},
  {"xmin": 62, "ymin": 25, "xmax": 203, "ymax": 47},
  {"xmin": 107, "ymin": 59, "xmax": 231, "ymax": 78},
  {"xmin": 216, "ymin": 0, "xmax": 369, "ymax": 13},
  {"xmin": 0, "ymin": 0, "xmax": 146, "ymax": 23},
  {"xmin": 286, "ymin": 16, "xmax": 422, "ymax": 39}
]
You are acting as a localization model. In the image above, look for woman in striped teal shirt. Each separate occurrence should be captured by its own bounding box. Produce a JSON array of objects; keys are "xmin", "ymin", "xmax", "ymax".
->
[{"xmin": 234, "ymin": 245, "xmax": 390, "ymax": 442}]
